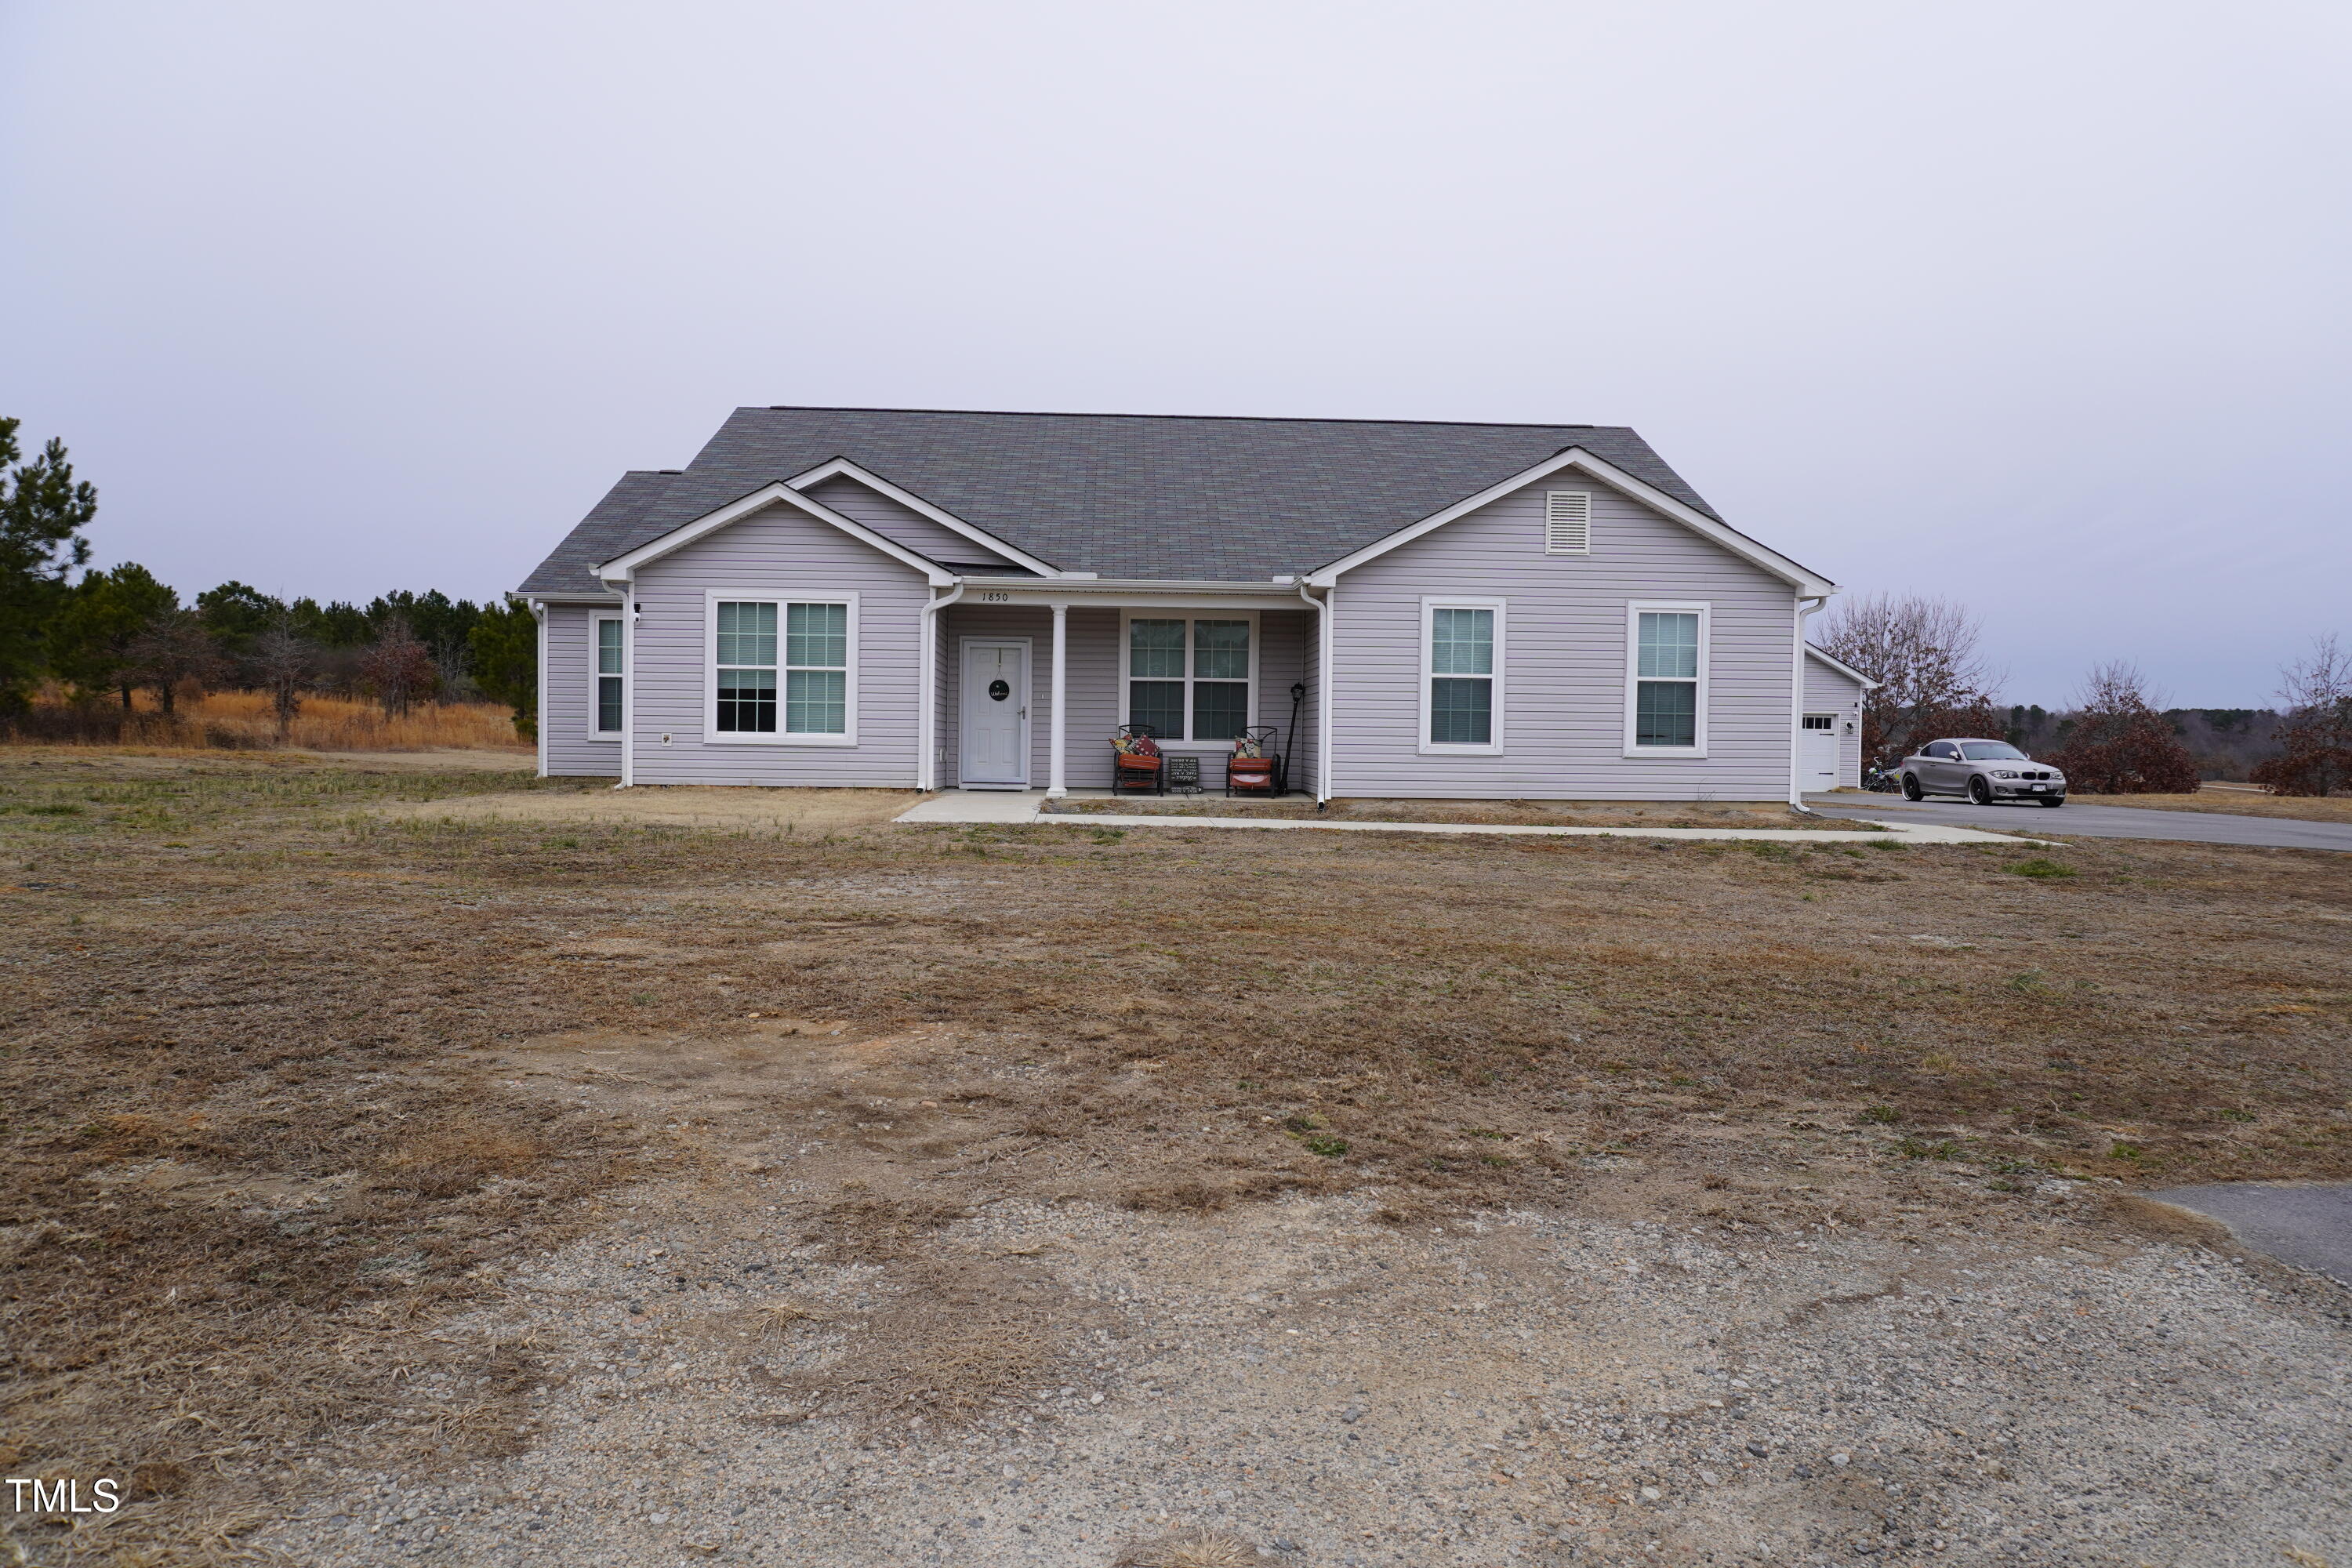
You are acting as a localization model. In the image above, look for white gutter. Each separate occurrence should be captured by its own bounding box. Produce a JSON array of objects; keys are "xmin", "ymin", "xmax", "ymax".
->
[
  {"xmin": 1790, "ymin": 595, "xmax": 1830, "ymax": 808},
  {"xmin": 917, "ymin": 581, "xmax": 967, "ymax": 790},
  {"xmin": 1298, "ymin": 581, "xmax": 1332, "ymax": 803}
]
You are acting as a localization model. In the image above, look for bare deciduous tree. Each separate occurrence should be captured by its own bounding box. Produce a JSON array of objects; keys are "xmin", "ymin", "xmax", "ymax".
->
[
  {"xmin": 2251, "ymin": 633, "xmax": 2352, "ymax": 797},
  {"xmin": 124, "ymin": 611, "xmax": 226, "ymax": 717},
  {"xmin": 251, "ymin": 617, "xmax": 314, "ymax": 741},
  {"xmin": 2046, "ymin": 661, "xmax": 2202, "ymax": 794},
  {"xmin": 1813, "ymin": 593, "xmax": 2004, "ymax": 766},
  {"xmin": 358, "ymin": 615, "xmax": 437, "ymax": 718}
]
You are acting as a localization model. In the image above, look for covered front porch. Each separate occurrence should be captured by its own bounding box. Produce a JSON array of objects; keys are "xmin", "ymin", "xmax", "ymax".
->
[{"xmin": 923, "ymin": 586, "xmax": 1321, "ymax": 797}]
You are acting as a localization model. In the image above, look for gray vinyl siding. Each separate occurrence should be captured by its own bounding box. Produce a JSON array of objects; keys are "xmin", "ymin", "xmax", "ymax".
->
[
  {"xmin": 541, "ymin": 602, "xmax": 622, "ymax": 777},
  {"xmin": 800, "ymin": 475, "xmax": 1018, "ymax": 572},
  {"xmin": 1329, "ymin": 482, "xmax": 1798, "ymax": 800},
  {"xmin": 625, "ymin": 501, "xmax": 928, "ymax": 787},
  {"xmin": 1804, "ymin": 652, "xmax": 1867, "ymax": 789}
]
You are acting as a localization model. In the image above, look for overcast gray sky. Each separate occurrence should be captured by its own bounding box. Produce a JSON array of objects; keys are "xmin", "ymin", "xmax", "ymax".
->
[{"xmin": 5, "ymin": 0, "xmax": 2346, "ymax": 705}]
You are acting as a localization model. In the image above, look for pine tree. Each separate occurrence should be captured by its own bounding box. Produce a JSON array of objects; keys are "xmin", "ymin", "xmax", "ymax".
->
[
  {"xmin": 0, "ymin": 418, "xmax": 100, "ymax": 710},
  {"xmin": 53, "ymin": 564, "xmax": 181, "ymax": 706},
  {"xmin": 466, "ymin": 600, "xmax": 538, "ymax": 739}
]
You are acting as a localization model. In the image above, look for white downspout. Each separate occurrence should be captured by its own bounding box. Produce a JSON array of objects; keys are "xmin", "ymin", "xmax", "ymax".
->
[
  {"xmin": 526, "ymin": 597, "xmax": 547, "ymax": 779},
  {"xmin": 1791, "ymin": 594, "xmax": 1829, "ymax": 808},
  {"xmin": 611, "ymin": 577, "xmax": 636, "ymax": 789},
  {"xmin": 1298, "ymin": 581, "xmax": 1332, "ymax": 803},
  {"xmin": 1047, "ymin": 601, "xmax": 1068, "ymax": 797},
  {"xmin": 918, "ymin": 581, "xmax": 966, "ymax": 791}
]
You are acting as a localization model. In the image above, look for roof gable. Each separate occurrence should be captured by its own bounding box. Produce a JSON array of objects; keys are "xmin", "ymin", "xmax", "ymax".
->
[
  {"xmin": 1303, "ymin": 445, "xmax": 1835, "ymax": 596},
  {"xmin": 597, "ymin": 483, "xmax": 953, "ymax": 586}
]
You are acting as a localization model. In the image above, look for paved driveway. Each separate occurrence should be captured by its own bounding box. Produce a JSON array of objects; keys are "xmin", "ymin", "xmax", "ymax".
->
[
  {"xmin": 1806, "ymin": 793, "xmax": 2352, "ymax": 851},
  {"xmin": 2148, "ymin": 1183, "xmax": 2352, "ymax": 1287}
]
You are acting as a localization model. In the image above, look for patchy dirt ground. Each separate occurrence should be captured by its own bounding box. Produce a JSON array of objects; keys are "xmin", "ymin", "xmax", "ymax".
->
[
  {"xmin": 3, "ymin": 751, "xmax": 2349, "ymax": 1567},
  {"xmin": 372, "ymin": 785, "xmax": 920, "ymax": 836}
]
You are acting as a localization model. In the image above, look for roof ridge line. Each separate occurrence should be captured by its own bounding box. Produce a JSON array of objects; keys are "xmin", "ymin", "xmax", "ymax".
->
[{"xmin": 746, "ymin": 405, "xmax": 1606, "ymax": 432}]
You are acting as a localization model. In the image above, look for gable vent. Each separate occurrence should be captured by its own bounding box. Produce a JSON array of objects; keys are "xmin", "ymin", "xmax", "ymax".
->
[{"xmin": 1545, "ymin": 490, "xmax": 1592, "ymax": 554}]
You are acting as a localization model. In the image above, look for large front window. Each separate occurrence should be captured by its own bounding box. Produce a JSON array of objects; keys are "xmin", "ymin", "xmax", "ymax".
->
[
  {"xmin": 1126, "ymin": 617, "xmax": 1250, "ymax": 740},
  {"xmin": 712, "ymin": 597, "xmax": 855, "ymax": 742},
  {"xmin": 1630, "ymin": 607, "xmax": 1705, "ymax": 751}
]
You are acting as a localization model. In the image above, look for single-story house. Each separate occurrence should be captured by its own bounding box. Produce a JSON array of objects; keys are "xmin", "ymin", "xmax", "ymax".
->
[{"xmin": 517, "ymin": 406, "xmax": 1868, "ymax": 800}]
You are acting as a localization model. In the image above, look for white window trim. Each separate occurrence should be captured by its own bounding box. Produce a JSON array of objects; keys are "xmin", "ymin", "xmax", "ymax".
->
[
  {"xmin": 1624, "ymin": 601, "xmax": 1711, "ymax": 757},
  {"xmin": 590, "ymin": 612, "xmax": 624, "ymax": 739},
  {"xmin": 1418, "ymin": 597, "xmax": 1506, "ymax": 756},
  {"xmin": 702, "ymin": 589, "xmax": 860, "ymax": 747},
  {"xmin": 1116, "ymin": 609, "xmax": 1261, "ymax": 747}
]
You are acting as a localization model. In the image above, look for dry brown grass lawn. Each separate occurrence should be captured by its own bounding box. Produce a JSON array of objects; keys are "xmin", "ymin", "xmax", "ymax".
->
[
  {"xmin": 4, "ymin": 749, "xmax": 2349, "ymax": 1561},
  {"xmin": 2089, "ymin": 787, "xmax": 2352, "ymax": 823}
]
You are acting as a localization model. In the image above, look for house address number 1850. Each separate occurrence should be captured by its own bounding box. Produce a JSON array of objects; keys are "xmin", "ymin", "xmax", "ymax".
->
[{"xmin": 978, "ymin": 591, "xmax": 1013, "ymax": 603}]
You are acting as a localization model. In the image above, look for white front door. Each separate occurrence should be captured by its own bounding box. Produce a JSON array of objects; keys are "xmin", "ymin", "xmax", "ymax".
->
[
  {"xmin": 960, "ymin": 641, "xmax": 1029, "ymax": 788},
  {"xmin": 1802, "ymin": 715, "xmax": 1842, "ymax": 789}
]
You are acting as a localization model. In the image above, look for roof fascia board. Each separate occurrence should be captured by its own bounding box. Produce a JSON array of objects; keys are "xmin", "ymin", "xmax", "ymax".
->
[
  {"xmin": 1304, "ymin": 446, "xmax": 1837, "ymax": 597},
  {"xmin": 517, "ymin": 590, "xmax": 624, "ymax": 604},
  {"xmin": 1805, "ymin": 644, "xmax": 1882, "ymax": 689},
  {"xmin": 995, "ymin": 577, "xmax": 1301, "ymax": 595},
  {"xmin": 784, "ymin": 457, "xmax": 1062, "ymax": 577},
  {"xmin": 595, "ymin": 483, "xmax": 954, "ymax": 586}
]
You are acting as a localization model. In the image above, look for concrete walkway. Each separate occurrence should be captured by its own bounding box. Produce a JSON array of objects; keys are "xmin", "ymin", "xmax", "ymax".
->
[
  {"xmin": 1808, "ymin": 793, "xmax": 2352, "ymax": 852},
  {"xmin": 894, "ymin": 790, "xmax": 2038, "ymax": 844}
]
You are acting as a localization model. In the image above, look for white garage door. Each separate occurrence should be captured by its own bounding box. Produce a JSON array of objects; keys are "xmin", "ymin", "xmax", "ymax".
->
[{"xmin": 1802, "ymin": 714, "xmax": 1841, "ymax": 789}]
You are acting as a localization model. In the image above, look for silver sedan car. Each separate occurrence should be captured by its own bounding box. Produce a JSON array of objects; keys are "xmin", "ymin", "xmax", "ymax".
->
[{"xmin": 1900, "ymin": 739, "xmax": 2067, "ymax": 806}]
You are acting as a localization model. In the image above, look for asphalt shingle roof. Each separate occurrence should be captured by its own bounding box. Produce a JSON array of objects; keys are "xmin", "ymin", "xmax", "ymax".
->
[{"xmin": 517, "ymin": 406, "xmax": 1725, "ymax": 597}]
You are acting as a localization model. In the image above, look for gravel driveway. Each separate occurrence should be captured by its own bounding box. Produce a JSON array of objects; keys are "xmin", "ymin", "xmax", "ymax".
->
[
  {"xmin": 250, "ymin": 1020, "xmax": 2352, "ymax": 1568},
  {"xmin": 1806, "ymin": 793, "xmax": 2352, "ymax": 851},
  {"xmin": 256, "ymin": 1185, "xmax": 2352, "ymax": 1568}
]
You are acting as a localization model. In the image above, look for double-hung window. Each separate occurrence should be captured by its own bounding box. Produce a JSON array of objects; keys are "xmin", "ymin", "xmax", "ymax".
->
[
  {"xmin": 593, "ymin": 615, "xmax": 623, "ymax": 734},
  {"xmin": 1419, "ymin": 599, "xmax": 1504, "ymax": 753},
  {"xmin": 1624, "ymin": 602, "xmax": 1709, "ymax": 755},
  {"xmin": 710, "ymin": 594, "xmax": 857, "ymax": 743},
  {"xmin": 1123, "ymin": 615, "xmax": 1252, "ymax": 741}
]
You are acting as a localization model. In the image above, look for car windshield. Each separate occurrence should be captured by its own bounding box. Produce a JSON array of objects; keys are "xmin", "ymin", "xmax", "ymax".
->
[{"xmin": 1959, "ymin": 742, "xmax": 2026, "ymax": 761}]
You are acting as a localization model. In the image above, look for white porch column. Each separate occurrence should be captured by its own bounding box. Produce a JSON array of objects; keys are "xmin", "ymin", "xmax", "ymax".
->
[{"xmin": 1047, "ymin": 601, "xmax": 1069, "ymax": 797}]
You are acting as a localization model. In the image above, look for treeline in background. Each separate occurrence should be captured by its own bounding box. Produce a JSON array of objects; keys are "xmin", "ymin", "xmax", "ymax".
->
[
  {"xmin": 1, "ymin": 417, "xmax": 533, "ymax": 751},
  {"xmin": 1816, "ymin": 593, "xmax": 2352, "ymax": 797}
]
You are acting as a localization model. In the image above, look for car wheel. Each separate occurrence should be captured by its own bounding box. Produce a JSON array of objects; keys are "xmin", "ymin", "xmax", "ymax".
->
[
  {"xmin": 1968, "ymin": 775, "xmax": 1994, "ymax": 806},
  {"xmin": 1901, "ymin": 774, "xmax": 1923, "ymax": 801},
  {"xmin": 2038, "ymin": 794, "xmax": 2066, "ymax": 808}
]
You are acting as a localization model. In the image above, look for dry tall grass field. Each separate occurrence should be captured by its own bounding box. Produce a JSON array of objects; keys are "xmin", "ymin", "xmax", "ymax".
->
[
  {"xmin": 4, "ymin": 752, "xmax": 2347, "ymax": 1565},
  {"xmin": 8, "ymin": 690, "xmax": 532, "ymax": 753}
]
